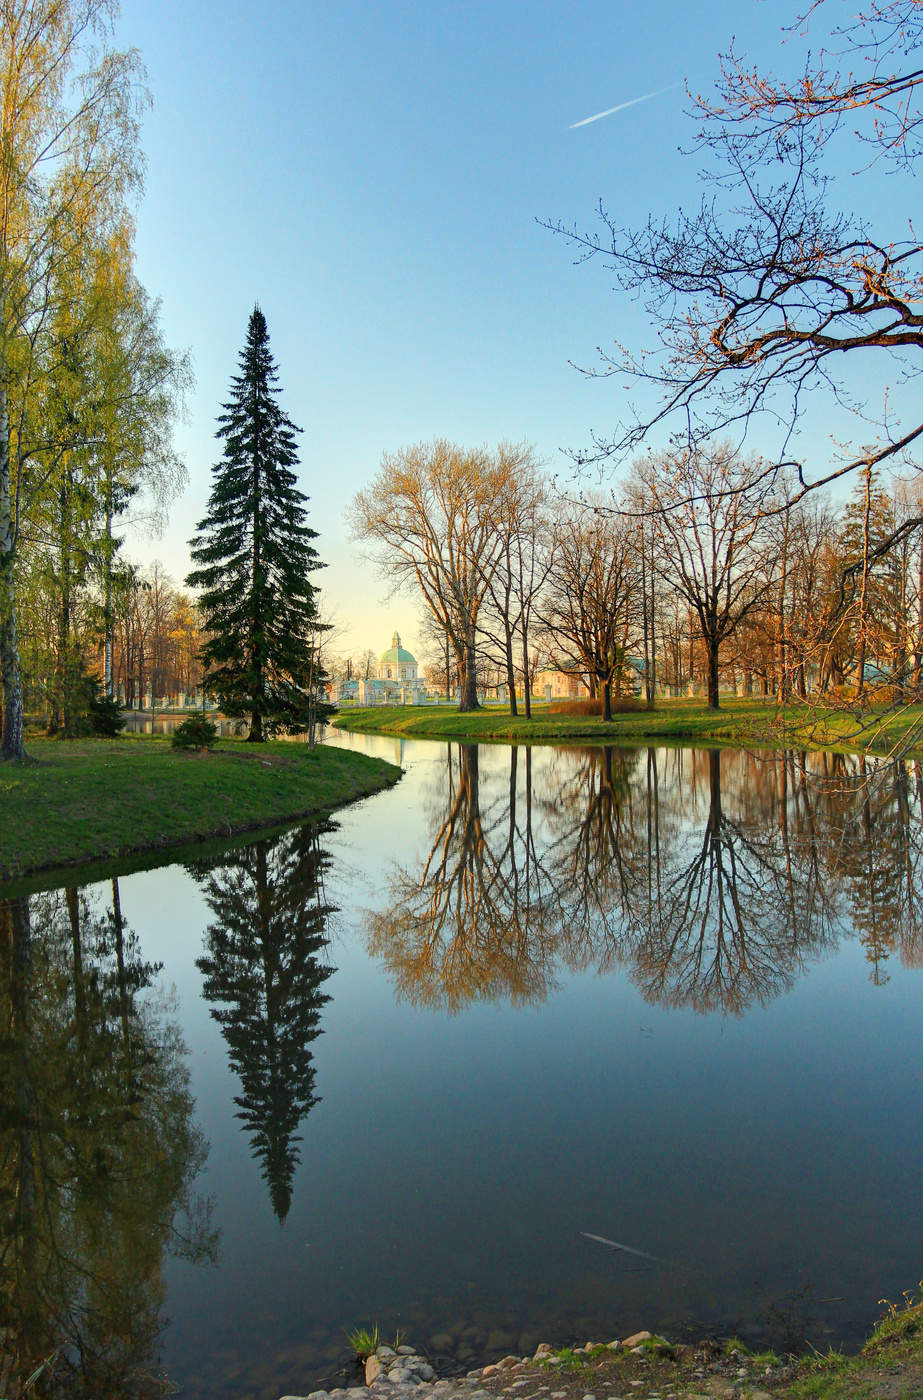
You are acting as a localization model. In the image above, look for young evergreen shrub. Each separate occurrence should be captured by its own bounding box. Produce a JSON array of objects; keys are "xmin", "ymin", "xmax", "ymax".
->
[
  {"xmin": 172, "ymin": 715, "xmax": 218, "ymax": 750},
  {"xmin": 88, "ymin": 687, "xmax": 127, "ymax": 737}
]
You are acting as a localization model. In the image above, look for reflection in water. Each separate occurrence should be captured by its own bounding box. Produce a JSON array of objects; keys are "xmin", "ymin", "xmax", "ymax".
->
[
  {"xmin": 368, "ymin": 744, "xmax": 923, "ymax": 1013},
  {"xmin": 193, "ymin": 825, "xmax": 337, "ymax": 1221},
  {"xmin": 366, "ymin": 745, "xmax": 566, "ymax": 1009},
  {"xmin": 0, "ymin": 881, "xmax": 214, "ymax": 1399}
]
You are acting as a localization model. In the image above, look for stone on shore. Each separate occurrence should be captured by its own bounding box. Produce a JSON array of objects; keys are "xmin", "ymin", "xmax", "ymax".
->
[{"xmin": 621, "ymin": 1331, "xmax": 652, "ymax": 1349}]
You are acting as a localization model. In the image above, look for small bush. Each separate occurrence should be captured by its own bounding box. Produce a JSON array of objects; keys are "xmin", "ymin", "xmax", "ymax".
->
[
  {"xmin": 546, "ymin": 695, "xmax": 641, "ymax": 716},
  {"xmin": 171, "ymin": 715, "xmax": 218, "ymax": 750},
  {"xmin": 88, "ymin": 687, "xmax": 126, "ymax": 737}
]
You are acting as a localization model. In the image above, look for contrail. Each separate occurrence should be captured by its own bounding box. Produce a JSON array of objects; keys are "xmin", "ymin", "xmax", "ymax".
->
[{"xmin": 569, "ymin": 83, "xmax": 680, "ymax": 129}]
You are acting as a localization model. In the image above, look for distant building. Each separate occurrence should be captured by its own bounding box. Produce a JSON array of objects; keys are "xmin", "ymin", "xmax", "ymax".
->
[
  {"xmin": 533, "ymin": 661, "xmax": 591, "ymax": 700},
  {"xmin": 377, "ymin": 631, "xmax": 418, "ymax": 683},
  {"xmin": 329, "ymin": 630, "xmax": 425, "ymax": 705}
]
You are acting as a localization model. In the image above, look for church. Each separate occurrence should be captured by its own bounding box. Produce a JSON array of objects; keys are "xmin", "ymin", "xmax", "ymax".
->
[
  {"xmin": 377, "ymin": 631, "xmax": 419, "ymax": 684},
  {"xmin": 329, "ymin": 631, "xmax": 426, "ymax": 705}
]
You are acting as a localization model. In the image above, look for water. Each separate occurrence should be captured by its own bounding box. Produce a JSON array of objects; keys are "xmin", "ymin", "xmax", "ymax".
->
[{"xmin": 2, "ymin": 736, "xmax": 922, "ymax": 1399}]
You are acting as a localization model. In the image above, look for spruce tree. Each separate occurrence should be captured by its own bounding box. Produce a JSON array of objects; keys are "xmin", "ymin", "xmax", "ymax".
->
[{"xmin": 187, "ymin": 306, "xmax": 333, "ymax": 740}]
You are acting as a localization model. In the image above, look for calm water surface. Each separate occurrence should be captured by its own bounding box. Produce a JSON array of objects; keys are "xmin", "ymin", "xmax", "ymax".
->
[{"xmin": 2, "ymin": 735, "xmax": 922, "ymax": 1399}]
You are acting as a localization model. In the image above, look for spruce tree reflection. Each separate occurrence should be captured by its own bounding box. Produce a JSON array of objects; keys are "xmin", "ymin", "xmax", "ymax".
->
[
  {"xmin": 0, "ymin": 886, "xmax": 212, "ymax": 1399},
  {"xmin": 194, "ymin": 825, "xmax": 336, "ymax": 1221}
]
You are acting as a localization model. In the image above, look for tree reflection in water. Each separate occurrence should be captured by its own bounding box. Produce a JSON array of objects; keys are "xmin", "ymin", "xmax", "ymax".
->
[
  {"xmin": 367, "ymin": 743, "xmax": 923, "ymax": 1014},
  {"xmin": 0, "ymin": 881, "xmax": 214, "ymax": 1399},
  {"xmin": 193, "ymin": 824, "xmax": 336, "ymax": 1221},
  {"xmin": 366, "ymin": 744, "xmax": 568, "ymax": 1009}
]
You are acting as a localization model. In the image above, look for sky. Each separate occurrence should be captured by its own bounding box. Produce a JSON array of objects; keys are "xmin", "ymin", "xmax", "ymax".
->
[{"xmin": 111, "ymin": 0, "xmax": 903, "ymax": 665}]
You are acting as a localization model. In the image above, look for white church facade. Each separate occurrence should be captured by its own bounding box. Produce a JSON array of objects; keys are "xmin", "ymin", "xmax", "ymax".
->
[{"xmin": 329, "ymin": 631, "xmax": 427, "ymax": 705}]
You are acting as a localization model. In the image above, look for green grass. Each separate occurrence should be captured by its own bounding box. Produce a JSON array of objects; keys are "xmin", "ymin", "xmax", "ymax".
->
[
  {"xmin": 345, "ymin": 1324, "xmax": 380, "ymax": 1361},
  {"xmin": 0, "ymin": 735, "xmax": 401, "ymax": 889},
  {"xmin": 334, "ymin": 696, "xmax": 923, "ymax": 755}
]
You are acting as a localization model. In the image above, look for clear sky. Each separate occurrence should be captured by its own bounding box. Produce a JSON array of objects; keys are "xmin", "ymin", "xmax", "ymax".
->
[{"xmin": 113, "ymin": 0, "xmax": 892, "ymax": 665}]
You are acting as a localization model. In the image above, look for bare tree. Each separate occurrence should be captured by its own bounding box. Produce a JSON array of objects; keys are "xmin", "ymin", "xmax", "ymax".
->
[
  {"xmin": 539, "ymin": 501, "xmax": 638, "ymax": 720},
  {"xmin": 351, "ymin": 440, "xmax": 513, "ymax": 711},
  {"xmin": 545, "ymin": 0, "xmax": 923, "ymax": 529},
  {"xmin": 632, "ymin": 444, "xmax": 778, "ymax": 708}
]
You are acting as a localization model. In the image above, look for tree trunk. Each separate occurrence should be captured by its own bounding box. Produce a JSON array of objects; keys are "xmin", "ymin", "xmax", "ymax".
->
[
  {"xmin": 504, "ymin": 626, "xmax": 518, "ymax": 717},
  {"xmin": 521, "ymin": 622, "xmax": 531, "ymax": 719},
  {"xmin": 856, "ymin": 466, "xmax": 872, "ymax": 698},
  {"xmin": 456, "ymin": 630, "xmax": 480, "ymax": 712},
  {"xmin": 0, "ymin": 384, "xmax": 25, "ymax": 761},
  {"xmin": 706, "ymin": 636, "xmax": 720, "ymax": 709},
  {"xmin": 601, "ymin": 680, "xmax": 612, "ymax": 721}
]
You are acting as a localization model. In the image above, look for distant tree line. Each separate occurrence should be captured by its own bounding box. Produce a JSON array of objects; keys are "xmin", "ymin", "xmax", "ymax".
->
[{"xmin": 352, "ymin": 438, "xmax": 923, "ymax": 715}]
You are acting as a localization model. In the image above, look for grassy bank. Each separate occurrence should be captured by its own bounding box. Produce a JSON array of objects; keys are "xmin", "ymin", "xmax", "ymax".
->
[
  {"xmin": 0, "ymin": 736, "xmax": 401, "ymax": 888},
  {"xmin": 334, "ymin": 697, "xmax": 923, "ymax": 755},
  {"xmin": 408, "ymin": 1291, "xmax": 923, "ymax": 1400}
]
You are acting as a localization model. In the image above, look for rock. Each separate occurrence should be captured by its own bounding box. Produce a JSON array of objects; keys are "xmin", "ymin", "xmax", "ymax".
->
[
  {"xmin": 379, "ymin": 1348, "xmax": 397, "ymax": 1361},
  {"xmin": 347, "ymin": 1390, "xmax": 366, "ymax": 1398},
  {"xmin": 388, "ymin": 1369, "xmax": 411, "ymax": 1385},
  {"xmin": 366, "ymin": 1358, "xmax": 383, "ymax": 1385},
  {"xmin": 482, "ymin": 1365, "xmax": 500, "ymax": 1378},
  {"xmin": 398, "ymin": 1347, "xmax": 416, "ymax": 1357},
  {"xmin": 545, "ymin": 1357, "xmax": 562, "ymax": 1366},
  {"xmin": 307, "ymin": 1392, "xmax": 328, "ymax": 1400},
  {"xmin": 582, "ymin": 1393, "xmax": 597, "ymax": 1399},
  {"xmin": 607, "ymin": 1342, "xmax": 621, "ymax": 1352},
  {"xmin": 417, "ymin": 1365, "xmax": 435, "ymax": 1381},
  {"xmin": 534, "ymin": 1344, "xmax": 553, "ymax": 1359},
  {"xmin": 622, "ymin": 1332, "xmax": 652, "ymax": 1350},
  {"xmin": 499, "ymin": 1356, "xmax": 521, "ymax": 1370},
  {"xmin": 736, "ymin": 1368, "xmax": 749, "ymax": 1379}
]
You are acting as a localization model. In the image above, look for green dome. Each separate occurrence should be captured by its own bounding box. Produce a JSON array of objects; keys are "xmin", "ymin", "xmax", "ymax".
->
[{"xmin": 380, "ymin": 631, "xmax": 416, "ymax": 665}]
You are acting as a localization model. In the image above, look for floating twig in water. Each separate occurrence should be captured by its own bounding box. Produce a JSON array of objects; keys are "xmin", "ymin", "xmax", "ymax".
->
[{"xmin": 580, "ymin": 1231, "xmax": 687, "ymax": 1270}]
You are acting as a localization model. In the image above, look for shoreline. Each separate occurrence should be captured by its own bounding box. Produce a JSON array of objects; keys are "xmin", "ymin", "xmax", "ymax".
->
[
  {"xmin": 333, "ymin": 697, "xmax": 923, "ymax": 757},
  {"xmin": 0, "ymin": 736, "xmax": 401, "ymax": 891},
  {"xmin": 282, "ymin": 1301, "xmax": 923, "ymax": 1400}
]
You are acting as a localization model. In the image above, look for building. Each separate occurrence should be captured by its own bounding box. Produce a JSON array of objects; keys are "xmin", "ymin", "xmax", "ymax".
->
[
  {"xmin": 329, "ymin": 630, "xmax": 426, "ymax": 705},
  {"xmin": 377, "ymin": 632, "xmax": 419, "ymax": 684}
]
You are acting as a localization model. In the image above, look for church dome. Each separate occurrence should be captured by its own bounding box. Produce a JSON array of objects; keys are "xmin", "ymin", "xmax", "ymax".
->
[{"xmin": 379, "ymin": 631, "xmax": 416, "ymax": 665}]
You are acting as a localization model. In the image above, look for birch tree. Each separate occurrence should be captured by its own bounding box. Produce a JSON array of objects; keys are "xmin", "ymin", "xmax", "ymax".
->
[{"xmin": 1, "ymin": 0, "xmax": 145, "ymax": 758}]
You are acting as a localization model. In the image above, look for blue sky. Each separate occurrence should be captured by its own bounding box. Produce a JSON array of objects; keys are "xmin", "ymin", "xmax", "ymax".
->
[{"xmin": 114, "ymin": 0, "xmax": 891, "ymax": 662}]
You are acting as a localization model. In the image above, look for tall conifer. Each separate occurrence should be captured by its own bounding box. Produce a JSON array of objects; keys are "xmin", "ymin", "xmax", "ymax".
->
[{"xmin": 187, "ymin": 307, "xmax": 332, "ymax": 739}]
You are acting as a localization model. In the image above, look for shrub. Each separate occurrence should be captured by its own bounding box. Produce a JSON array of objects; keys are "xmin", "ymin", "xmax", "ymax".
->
[
  {"xmin": 171, "ymin": 715, "xmax": 218, "ymax": 750},
  {"xmin": 546, "ymin": 695, "xmax": 641, "ymax": 716},
  {"xmin": 88, "ymin": 686, "xmax": 126, "ymax": 737}
]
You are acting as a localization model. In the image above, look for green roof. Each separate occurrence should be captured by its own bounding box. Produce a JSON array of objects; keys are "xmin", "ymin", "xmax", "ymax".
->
[{"xmin": 380, "ymin": 631, "xmax": 416, "ymax": 665}]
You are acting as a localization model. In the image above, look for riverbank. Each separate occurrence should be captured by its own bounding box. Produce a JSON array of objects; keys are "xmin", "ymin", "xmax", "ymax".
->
[
  {"xmin": 334, "ymin": 697, "xmax": 923, "ymax": 756},
  {"xmin": 289, "ymin": 1298, "xmax": 923, "ymax": 1400},
  {"xmin": 0, "ymin": 736, "xmax": 401, "ymax": 888}
]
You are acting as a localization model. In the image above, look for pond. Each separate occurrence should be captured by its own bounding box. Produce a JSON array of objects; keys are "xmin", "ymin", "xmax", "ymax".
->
[{"xmin": 2, "ymin": 734, "xmax": 922, "ymax": 1399}]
